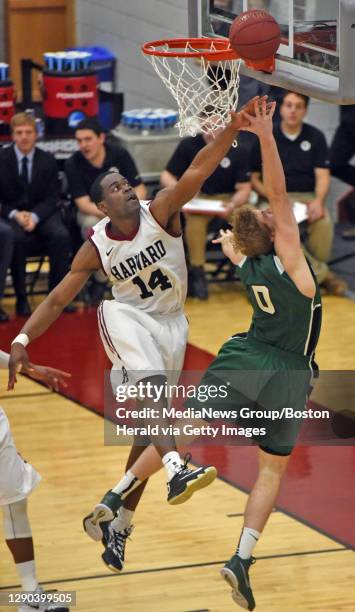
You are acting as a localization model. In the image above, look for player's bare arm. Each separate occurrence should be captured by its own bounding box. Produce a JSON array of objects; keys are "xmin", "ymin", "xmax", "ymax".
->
[
  {"xmin": 150, "ymin": 96, "xmax": 268, "ymax": 232},
  {"xmin": 241, "ymin": 99, "xmax": 316, "ymax": 298},
  {"xmin": 8, "ymin": 241, "xmax": 100, "ymax": 386},
  {"xmin": 20, "ymin": 241, "xmax": 99, "ymax": 340}
]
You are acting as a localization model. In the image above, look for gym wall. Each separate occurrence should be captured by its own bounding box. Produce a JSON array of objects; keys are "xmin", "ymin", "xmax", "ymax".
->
[
  {"xmin": 75, "ymin": 0, "xmax": 346, "ymax": 213},
  {"xmin": 76, "ymin": 0, "xmax": 188, "ymax": 109}
]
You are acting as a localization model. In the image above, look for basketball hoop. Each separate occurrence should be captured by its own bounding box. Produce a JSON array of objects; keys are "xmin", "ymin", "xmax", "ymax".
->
[
  {"xmin": 142, "ymin": 38, "xmax": 242, "ymax": 140},
  {"xmin": 142, "ymin": 38, "xmax": 275, "ymax": 141}
]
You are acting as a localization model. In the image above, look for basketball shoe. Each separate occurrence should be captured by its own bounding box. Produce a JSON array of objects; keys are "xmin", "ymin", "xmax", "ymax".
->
[
  {"xmin": 83, "ymin": 490, "xmax": 123, "ymax": 541},
  {"xmin": 167, "ymin": 453, "xmax": 217, "ymax": 505},
  {"xmin": 18, "ymin": 584, "xmax": 69, "ymax": 611},
  {"xmin": 220, "ymin": 554, "xmax": 256, "ymax": 610},
  {"xmin": 101, "ymin": 522, "xmax": 134, "ymax": 573}
]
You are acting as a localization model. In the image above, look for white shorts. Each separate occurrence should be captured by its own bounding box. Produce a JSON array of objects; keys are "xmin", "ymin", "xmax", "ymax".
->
[
  {"xmin": 0, "ymin": 408, "xmax": 41, "ymax": 506},
  {"xmin": 98, "ymin": 301, "xmax": 189, "ymax": 389}
]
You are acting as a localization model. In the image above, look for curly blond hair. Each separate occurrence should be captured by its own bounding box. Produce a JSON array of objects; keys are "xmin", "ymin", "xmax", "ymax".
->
[{"xmin": 232, "ymin": 205, "xmax": 273, "ymax": 257}]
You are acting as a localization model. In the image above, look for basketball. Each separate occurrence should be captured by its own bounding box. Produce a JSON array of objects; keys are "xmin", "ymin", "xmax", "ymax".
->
[{"xmin": 229, "ymin": 9, "xmax": 281, "ymax": 61}]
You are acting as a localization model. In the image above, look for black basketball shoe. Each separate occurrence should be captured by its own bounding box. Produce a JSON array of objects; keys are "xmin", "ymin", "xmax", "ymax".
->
[
  {"xmin": 83, "ymin": 490, "xmax": 123, "ymax": 541},
  {"xmin": 101, "ymin": 523, "xmax": 134, "ymax": 573},
  {"xmin": 220, "ymin": 553, "xmax": 256, "ymax": 610},
  {"xmin": 167, "ymin": 453, "xmax": 217, "ymax": 505}
]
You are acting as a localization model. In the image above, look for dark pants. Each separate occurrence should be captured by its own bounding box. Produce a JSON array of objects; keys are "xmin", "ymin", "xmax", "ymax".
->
[
  {"xmin": 10, "ymin": 212, "xmax": 71, "ymax": 300},
  {"xmin": 0, "ymin": 220, "xmax": 14, "ymax": 300},
  {"xmin": 330, "ymin": 122, "xmax": 355, "ymax": 187}
]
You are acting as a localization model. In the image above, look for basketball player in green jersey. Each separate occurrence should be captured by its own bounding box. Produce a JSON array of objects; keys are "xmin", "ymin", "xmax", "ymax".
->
[
  {"xmin": 210, "ymin": 99, "xmax": 322, "ymax": 610},
  {"xmin": 95, "ymin": 99, "xmax": 322, "ymax": 607}
]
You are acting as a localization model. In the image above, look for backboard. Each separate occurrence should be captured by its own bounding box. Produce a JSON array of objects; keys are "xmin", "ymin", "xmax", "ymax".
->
[{"xmin": 188, "ymin": 1, "xmax": 355, "ymax": 104}]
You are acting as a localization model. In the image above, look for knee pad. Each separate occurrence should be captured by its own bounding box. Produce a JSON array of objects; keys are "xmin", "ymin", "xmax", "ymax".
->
[{"xmin": 2, "ymin": 498, "xmax": 32, "ymax": 539}]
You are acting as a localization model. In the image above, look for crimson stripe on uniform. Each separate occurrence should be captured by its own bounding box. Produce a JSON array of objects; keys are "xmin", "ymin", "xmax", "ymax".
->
[
  {"xmin": 97, "ymin": 303, "xmax": 117, "ymax": 357},
  {"xmin": 88, "ymin": 237, "xmax": 107, "ymax": 276},
  {"xmin": 98, "ymin": 302, "xmax": 122, "ymax": 360}
]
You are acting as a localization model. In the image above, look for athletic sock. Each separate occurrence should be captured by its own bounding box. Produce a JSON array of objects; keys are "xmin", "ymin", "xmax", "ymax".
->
[
  {"xmin": 111, "ymin": 507, "xmax": 134, "ymax": 533},
  {"xmin": 162, "ymin": 451, "xmax": 182, "ymax": 481},
  {"xmin": 111, "ymin": 470, "xmax": 142, "ymax": 499},
  {"xmin": 237, "ymin": 527, "xmax": 260, "ymax": 560},
  {"xmin": 16, "ymin": 560, "xmax": 38, "ymax": 591}
]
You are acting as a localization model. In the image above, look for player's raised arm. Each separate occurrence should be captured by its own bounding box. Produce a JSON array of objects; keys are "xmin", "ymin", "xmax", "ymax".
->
[
  {"xmin": 241, "ymin": 100, "xmax": 294, "ymax": 227},
  {"xmin": 8, "ymin": 241, "xmax": 100, "ymax": 387},
  {"xmin": 240, "ymin": 100, "xmax": 315, "ymax": 296},
  {"xmin": 150, "ymin": 96, "xmax": 266, "ymax": 225}
]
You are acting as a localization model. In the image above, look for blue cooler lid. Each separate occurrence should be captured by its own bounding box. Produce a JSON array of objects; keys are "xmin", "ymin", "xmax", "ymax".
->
[
  {"xmin": 44, "ymin": 51, "xmax": 92, "ymax": 72},
  {"xmin": 0, "ymin": 63, "xmax": 9, "ymax": 81},
  {"xmin": 66, "ymin": 46, "xmax": 116, "ymax": 62},
  {"xmin": 121, "ymin": 108, "xmax": 178, "ymax": 131}
]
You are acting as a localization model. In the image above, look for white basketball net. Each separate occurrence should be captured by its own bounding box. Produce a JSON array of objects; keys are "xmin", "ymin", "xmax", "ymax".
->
[{"xmin": 144, "ymin": 41, "xmax": 241, "ymax": 140}]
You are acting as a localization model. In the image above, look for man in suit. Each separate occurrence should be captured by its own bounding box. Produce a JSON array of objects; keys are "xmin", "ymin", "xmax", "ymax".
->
[{"xmin": 0, "ymin": 113, "xmax": 72, "ymax": 315}]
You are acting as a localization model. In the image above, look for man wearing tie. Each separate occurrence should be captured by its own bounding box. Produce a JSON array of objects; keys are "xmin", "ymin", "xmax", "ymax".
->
[{"xmin": 0, "ymin": 113, "xmax": 71, "ymax": 315}]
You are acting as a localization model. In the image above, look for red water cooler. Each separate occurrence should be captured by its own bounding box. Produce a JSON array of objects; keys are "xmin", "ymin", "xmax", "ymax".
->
[
  {"xmin": 0, "ymin": 63, "xmax": 15, "ymax": 137},
  {"xmin": 42, "ymin": 52, "xmax": 99, "ymax": 134}
]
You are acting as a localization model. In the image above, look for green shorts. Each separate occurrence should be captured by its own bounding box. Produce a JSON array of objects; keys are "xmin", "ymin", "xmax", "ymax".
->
[{"xmin": 187, "ymin": 333, "xmax": 313, "ymax": 456}]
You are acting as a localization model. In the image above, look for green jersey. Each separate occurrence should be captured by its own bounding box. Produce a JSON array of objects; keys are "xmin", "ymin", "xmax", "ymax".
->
[{"xmin": 237, "ymin": 252, "xmax": 322, "ymax": 359}]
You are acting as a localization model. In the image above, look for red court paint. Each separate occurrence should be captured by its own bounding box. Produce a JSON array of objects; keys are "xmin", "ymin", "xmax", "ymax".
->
[{"xmin": 2, "ymin": 310, "xmax": 354, "ymax": 548}]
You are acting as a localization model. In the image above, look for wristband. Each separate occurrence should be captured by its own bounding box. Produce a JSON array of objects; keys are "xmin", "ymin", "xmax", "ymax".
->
[{"xmin": 11, "ymin": 333, "xmax": 29, "ymax": 347}]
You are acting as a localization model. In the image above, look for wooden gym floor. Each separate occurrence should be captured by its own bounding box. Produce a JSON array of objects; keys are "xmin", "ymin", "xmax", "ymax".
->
[{"xmin": 0, "ymin": 284, "xmax": 355, "ymax": 611}]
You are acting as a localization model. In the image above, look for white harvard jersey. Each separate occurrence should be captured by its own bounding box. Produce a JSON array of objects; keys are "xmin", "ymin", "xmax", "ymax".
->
[{"xmin": 89, "ymin": 201, "xmax": 187, "ymax": 315}]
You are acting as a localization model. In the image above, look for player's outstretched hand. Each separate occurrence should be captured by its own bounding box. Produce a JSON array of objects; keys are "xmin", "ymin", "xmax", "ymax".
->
[
  {"xmin": 212, "ymin": 229, "xmax": 239, "ymax": 264},
  {"xmin": 239, "ymin": 98, "xmax": 277, "ymax": 137},
  {"xmin": 231, "ymin": 96, "xmax": 271, "ymax": 130},
  {"xmin": 25, "ymin": 364, "xmax": 71, "ymax": 392},
  {"xmin": 229, "ymin": 95, "xmax": 263, "ymax": 130},
  {"xmin": 241, "ymin": 95, "xmax": 268, "ymax": 118},
  {"xmin": 8, "ymin": 344, "xmax": 31, "ymax": 390},
  {"xmin": 8, "ymin": 343, "xmax": 71, "ymax": 391}
]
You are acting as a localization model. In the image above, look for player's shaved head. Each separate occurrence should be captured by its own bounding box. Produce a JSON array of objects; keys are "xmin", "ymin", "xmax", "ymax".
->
[{"xmin": 91, "ymin": 170, "xmax": 118, "ymax": 204}]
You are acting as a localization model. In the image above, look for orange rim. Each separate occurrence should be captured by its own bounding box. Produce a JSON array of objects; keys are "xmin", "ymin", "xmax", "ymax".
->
[
  {"xmin": 142, "ymin": 37, "xmax": 276, "ymax": 72},
  {"xmin": 142, "ymin": 38, "xmax": 238, "ymax": 62}
]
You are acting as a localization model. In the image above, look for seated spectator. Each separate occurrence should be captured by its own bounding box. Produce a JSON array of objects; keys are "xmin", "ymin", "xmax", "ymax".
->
[
  {"xmin": 65, "ymin": 118, "xmax": 146, "ymax": 238},
  {"xmin": 65, "ymin": 118, "xmax": 147, "ymax": 303},
  {"xmin": 251, "ymin": 90, "xmax": 347, "ymax": 296},
  {"xmin": 160, "ymin": 128, "xmax": 251, "ymax": 299},
  {"xmin": 0, "ymin": 113, "xmax": 72, "ymax": 316},
  {"xmin": 330, "ymin": 104, "xmax": 355, "ymax": 239},
  {"xmin": 0, "ymin": 221, "xmax": 14, "ymax": 322}
]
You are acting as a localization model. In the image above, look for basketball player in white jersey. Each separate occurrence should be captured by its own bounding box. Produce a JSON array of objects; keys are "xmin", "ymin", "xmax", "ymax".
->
[
  {"xmin": 8, "ymin": 96, "xmax": 265, "ymax": 572},
  {"xmin": 1, "ymin": 348, "xmax": 71, "ymax": 611}
]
